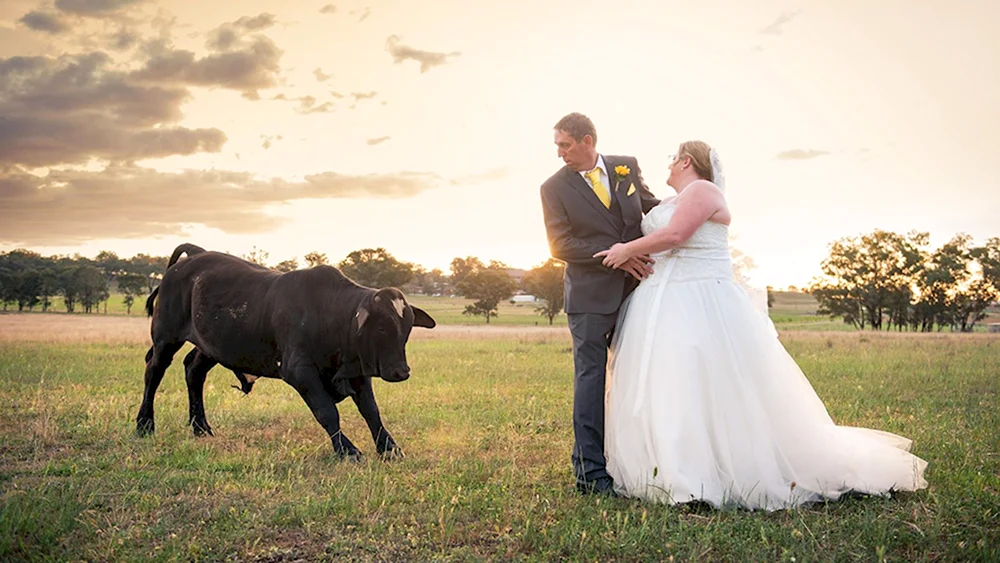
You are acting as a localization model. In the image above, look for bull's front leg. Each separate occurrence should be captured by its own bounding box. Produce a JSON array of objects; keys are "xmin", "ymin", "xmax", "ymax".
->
[
  {"xmin": 350, "ymin": 377, "xmax": 403, "ymax": 460},
  {"xmin": 283, "ymin": 357, "xmax": 362, "ymax": 461}
]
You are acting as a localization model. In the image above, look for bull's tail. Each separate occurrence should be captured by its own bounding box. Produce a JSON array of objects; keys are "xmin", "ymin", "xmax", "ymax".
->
[
  {"xmin": 145, "ymin": 287, "xmax": 159, "ymax": 317},
  {"xmin": 168, "ymin": 243, "xmax": 206, "ymax": 268},
  {"xmin": 145, "ymin": 243, "xmax": 207, "ymax": 317}
]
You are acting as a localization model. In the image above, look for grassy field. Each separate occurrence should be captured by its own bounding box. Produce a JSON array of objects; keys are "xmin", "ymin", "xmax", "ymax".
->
[
  {"xmin": 8, "ymin": 291, "xmax": 840, "ymax": 328},
  {"xmin": 12, "ymin": 290, "xmax": 999, "ymax": 333},
  {"xmin": 1, "ymin": 317, "xmax": 997, "ymax": 561}
]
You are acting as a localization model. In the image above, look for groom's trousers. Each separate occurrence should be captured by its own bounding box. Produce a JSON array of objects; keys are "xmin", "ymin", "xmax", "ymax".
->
[{"xmin": 567, "ymin": 311, "xmax": 619, "ymax": 486}]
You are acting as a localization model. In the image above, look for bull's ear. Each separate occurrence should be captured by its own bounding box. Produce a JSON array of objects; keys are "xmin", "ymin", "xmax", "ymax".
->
[
  {"xmin": 355, "ymin": 306, "xmax": 369, "ymax": 333},
  {"xmin": 411, "ymin": 306, "xmax": 436, "ymax": 329}
]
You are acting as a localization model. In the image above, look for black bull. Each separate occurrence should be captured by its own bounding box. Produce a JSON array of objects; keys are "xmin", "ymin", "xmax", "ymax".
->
[{"xmin": 136, "ymin": 243, "xmax": 436, "ymax": 459}]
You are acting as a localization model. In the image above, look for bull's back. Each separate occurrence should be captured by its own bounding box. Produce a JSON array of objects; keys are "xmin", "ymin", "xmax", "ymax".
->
[{"xmin": 160, "ymin": 252, "xmax": 283, "ymax": 375}]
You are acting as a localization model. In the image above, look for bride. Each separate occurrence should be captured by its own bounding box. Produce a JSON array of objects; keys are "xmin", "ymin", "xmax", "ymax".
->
[{"xmin": 594, "ymin": 141, "xmax": 928, "ymax": 510}]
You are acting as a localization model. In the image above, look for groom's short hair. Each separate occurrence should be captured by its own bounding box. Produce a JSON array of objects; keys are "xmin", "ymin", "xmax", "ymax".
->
[{"xmin": 554, "ymin": 113, "xmax": 597, "ymax": 146}]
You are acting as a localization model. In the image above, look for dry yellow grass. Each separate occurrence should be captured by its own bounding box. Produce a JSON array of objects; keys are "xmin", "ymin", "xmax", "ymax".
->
[{"xmin": 0, "ymin": 313, "xmax": 571, "ymax": 344}]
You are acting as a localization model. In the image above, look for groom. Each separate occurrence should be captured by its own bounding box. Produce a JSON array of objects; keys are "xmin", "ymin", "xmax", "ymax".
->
[{"xmin": 539, "ymin": 112, "xmax": 660, "ymax": 495}]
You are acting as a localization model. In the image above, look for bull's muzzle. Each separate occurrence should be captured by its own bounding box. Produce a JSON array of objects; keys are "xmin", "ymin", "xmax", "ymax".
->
[{"xmin": 382, "ymin": 368, "xmax": 410, "ymax": 383}]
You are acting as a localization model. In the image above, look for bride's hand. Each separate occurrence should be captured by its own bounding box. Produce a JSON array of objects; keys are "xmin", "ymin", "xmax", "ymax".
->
[{"xmin": 594, "ymin": 243, "xmax": 632, "ymax": 269}]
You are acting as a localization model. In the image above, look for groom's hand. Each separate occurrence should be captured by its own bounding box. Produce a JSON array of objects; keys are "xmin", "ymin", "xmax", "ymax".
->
[{"xmin": 620, "ymin": 256, "xmax": 654, "ymax": 280}]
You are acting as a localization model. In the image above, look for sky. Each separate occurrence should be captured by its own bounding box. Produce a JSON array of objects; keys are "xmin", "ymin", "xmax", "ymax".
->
[{"xmin": 1, "ymin": 0, "xmax": 998, "ymax": 289}]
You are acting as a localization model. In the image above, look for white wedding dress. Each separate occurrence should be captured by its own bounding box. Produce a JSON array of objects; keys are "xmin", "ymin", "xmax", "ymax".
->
[{"xmin": 605, "ymin": 199, "xmax": 929, "ymax": 510}]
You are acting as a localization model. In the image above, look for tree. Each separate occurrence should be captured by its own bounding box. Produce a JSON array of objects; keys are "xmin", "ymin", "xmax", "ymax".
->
[
  {"xmin": 338, "ymin": 248, "xmax": 415, "ymax": 288},
  {"xmin": 273, "ymin": 258, "xmax": 299, "ymax": 273},
  {"xmin": 972, "ymin": 237, "xmax": 1000, "ymax": 292},
  {"xmin": 242, "ymin": 246, "xmax": 270, "ymax": 267},
  {"xmin": 809, "ymin": 230, "xmax": 926, "ymax": 330},
  {"xmin": 58, "ymin": 259, "xmax": 82, "ymax": 313},
  {"xmin": 0, "ymin": 263, "xmax": 12, "ymax": 311},
  {"xmin": 449, "ymin": 256, "xmax": 484, "ymax": 287},
  {"xmin": 13, "ymin": 268, "xmax": 42, "ymax": 311},
  {"xmin": 128, "ymin": 254, "xmax": 169, "ymax": 291},
  {"xmin": 118, "ymin": 273, "xmax": 147, "ymax": 315},
  {"xmin": 1, "ymin": 250, "xmax": 44, "ymax": 311},
  {"xmin": 523, "ymin": 258, "xmax": 566, "ymax": 324},
  {"xmin": 930, "ymin": 235, "xmax": 999, "ymax": 332},
  {"xmin": 304, "ymin": 251, "xmax": 329, "ymax": 268},
  {"xmin": 74, "ymin": 265, "xmax": 109, "ymax": 314},
  {"xmin": 37, "ymin": 267, "xmax": 60, "ymax": 312},
  {"xmin": 95, "ymin": 250, "xmax": 126, "ymax": 280},
  {"xmin": 454, "ymin": 259, "xmax": 518, "ymax": 323}
]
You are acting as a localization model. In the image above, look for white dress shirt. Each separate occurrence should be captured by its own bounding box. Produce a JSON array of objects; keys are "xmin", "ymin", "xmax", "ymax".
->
[{"xmin": 578, "ymin": 154, "xmax": 610, "ymax": 191}]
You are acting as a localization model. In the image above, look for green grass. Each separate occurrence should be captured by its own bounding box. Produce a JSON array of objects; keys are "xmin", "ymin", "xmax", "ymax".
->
[{"xmin": 1, "ymin": 332, "xmax": 997, "ymax": 561}]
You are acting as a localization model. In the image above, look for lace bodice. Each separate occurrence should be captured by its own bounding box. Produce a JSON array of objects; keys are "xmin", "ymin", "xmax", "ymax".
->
[{"xmin": 639, "ymin": 201, "xmax": 734, "ymax": 284}]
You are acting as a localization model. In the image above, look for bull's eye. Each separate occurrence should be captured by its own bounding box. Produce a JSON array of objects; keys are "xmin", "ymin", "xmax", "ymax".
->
[{"xmin": 377, "ymin": 324, "xmax": 387, "ymax": 334}]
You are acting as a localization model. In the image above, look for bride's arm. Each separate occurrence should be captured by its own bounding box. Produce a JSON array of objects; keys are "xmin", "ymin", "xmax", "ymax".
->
[{"xmin": 595, "ymin": 181, "xmax": 725, "ymax": 266}]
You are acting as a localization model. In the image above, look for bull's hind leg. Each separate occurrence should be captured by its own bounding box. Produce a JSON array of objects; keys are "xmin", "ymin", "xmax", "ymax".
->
[
  {"xmin": 136, "ymin": 341, "xmax": 183, "ymax": 436},
  {"xmin": 284, "ymin": 358, "xmax": 362, "ymax": 461},
  {"xmin": 183, "ymin": 348, "xmax": 218, "ymax": 437}
]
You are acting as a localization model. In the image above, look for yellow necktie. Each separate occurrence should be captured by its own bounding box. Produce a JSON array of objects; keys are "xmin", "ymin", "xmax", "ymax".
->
[{"xmin": 585, "ymin": 168, "xmax": 611, "ymax": 209}]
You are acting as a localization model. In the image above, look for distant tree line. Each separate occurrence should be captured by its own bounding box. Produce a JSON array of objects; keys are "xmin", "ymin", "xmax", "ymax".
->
[
  {"xmin": 809, "ymin": 230, "xmax": 1000, "ymax": 332},
  {"xmin": 0, "ymin": 250, "xmax": 168, "ymax": 314},
  {"xmin": 0, "ymin": 246, "xmax": 568, "ymax": 324},
  {"xmin": 12, "ymin": 232, "xmax": 993, "ymax": 331}
]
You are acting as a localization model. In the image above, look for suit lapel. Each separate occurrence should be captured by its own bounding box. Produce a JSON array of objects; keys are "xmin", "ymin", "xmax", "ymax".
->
[
  {"xmin": 563, "ymin": 166, "xmax": 618, "ymax": 231},
  {"xmin": 607, "ymin": 156, "xmax": 634, "ymax": 219},
  {"xmin": 604, "ymin": 155, "xmax": 623, "ymax": 199}
]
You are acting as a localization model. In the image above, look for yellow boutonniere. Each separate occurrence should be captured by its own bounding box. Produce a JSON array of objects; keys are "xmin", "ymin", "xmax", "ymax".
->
[{"xmin": 613, "ymin": 165, "xmax": 631, "ymax": 191}]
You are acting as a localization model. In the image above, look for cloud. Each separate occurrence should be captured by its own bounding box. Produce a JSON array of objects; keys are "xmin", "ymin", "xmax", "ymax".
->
[
  {"xmin": 54, "ymin": 0, "xmax": 146, "ymax": 18},
  {"xmin": 319, "ymin": 4, "xmax": 336, "ymax": 14},
  {"xmin": 366, "ymin": 136, "xmax": 390, "ymax": 145},
  {"xmin": 205, "ymin": 13, "xmax": 277, "ymax": 51},
  {"xmin": 131, "ymin": 35, "xmax": 283, "ymax": 99},
  {"xmin": 18, "ymin": 11, "xmax": 70, "ymax": 34},
  {"xmin": 234, "ymin": 13, "xmax": 276, "ymax": 31},
  {"xmin": 350, "ymin": 91, "xmax": 377, "ymax": 101},
  {"xmin": 775, "ymin": 149, "xmax": 830, "ymax": 160},
  {"xmin": 293, "ymin": 96, "xmax": 334, "ymax": 114},
  {"xmin": 351, "ymin": 7, "xmax": 371, "ymax": 22},
  {"xmin": 760, "ymin": 11, "xmax": 801, "ymax": 35},
  {"xmin": 329, "ymin": 91, "xmax": 344, "ymax": 98},
  {"xmin": 107, "ymin": 27, "xmax": 140, "ymax": 50},
  {"xmin": 260, "ymin": 134, "xmax": 282, "ymax": 149},
  {"xmin": 0, "ymin": 52, "xmax": 226, "ymax": 168},
  {"xmin": 314, "ymin": 67, "xmax": 331, "ymax": 82},
  {"xmin": 0, "ymin": 166, "xmax": 444, "ymax": 245},
  {"xmin": 385, "ymin": 35, "xmax": 460, "ymax": 72}
]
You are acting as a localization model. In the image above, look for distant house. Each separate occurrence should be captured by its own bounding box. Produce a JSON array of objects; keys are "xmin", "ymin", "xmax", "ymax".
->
[{"xmin": 510, "ymin": 295, "xmax": 537, "ymax": 303}]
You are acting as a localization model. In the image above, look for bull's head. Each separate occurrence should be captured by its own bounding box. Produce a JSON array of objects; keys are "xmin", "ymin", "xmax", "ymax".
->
[{"xmin": 351, "ymin": 288, "xmax": 435, "ymax": 382}]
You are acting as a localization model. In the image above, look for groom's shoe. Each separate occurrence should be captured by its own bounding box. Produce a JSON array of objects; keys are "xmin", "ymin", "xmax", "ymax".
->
[{"xmin": 576, "ymin": 476, "xmax": 622, "ymax": 498}]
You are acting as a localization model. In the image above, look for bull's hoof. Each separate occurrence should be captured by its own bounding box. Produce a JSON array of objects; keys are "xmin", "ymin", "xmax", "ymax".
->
[
  {"xmin": 338, "ymin": 451, "xmax": 363, "ymax": 463},
  {"xmin": 379, "ymin": 446, "xmax": 405, "ymax": 461},
  {"xmin": 333, "ymin": 447, "xmax": 363, "ymax": 463},
  {"xmin": 191, "ymin": 419, "xmax": 214, "ymax": 437},
  {"xmin": 136, "ymin": 418, "xmax": 155, "ymax": 437}
]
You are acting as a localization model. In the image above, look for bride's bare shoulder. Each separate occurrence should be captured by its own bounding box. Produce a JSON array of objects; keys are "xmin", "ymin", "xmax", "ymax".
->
[{"xmin": 687, "ymin": 179, "xmax": 723, "ymax": 194}]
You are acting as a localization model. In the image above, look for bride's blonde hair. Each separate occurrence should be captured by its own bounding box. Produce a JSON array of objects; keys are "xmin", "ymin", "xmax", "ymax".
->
[{"xmin": 678, "ymin": 141, "xmax": 713, "ymax": 182}]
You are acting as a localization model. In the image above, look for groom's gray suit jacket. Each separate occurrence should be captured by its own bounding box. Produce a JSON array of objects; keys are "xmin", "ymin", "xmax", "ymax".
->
[{"xmin": 540, "ymin": 155, "xmax": 661, "ymax": 315}]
